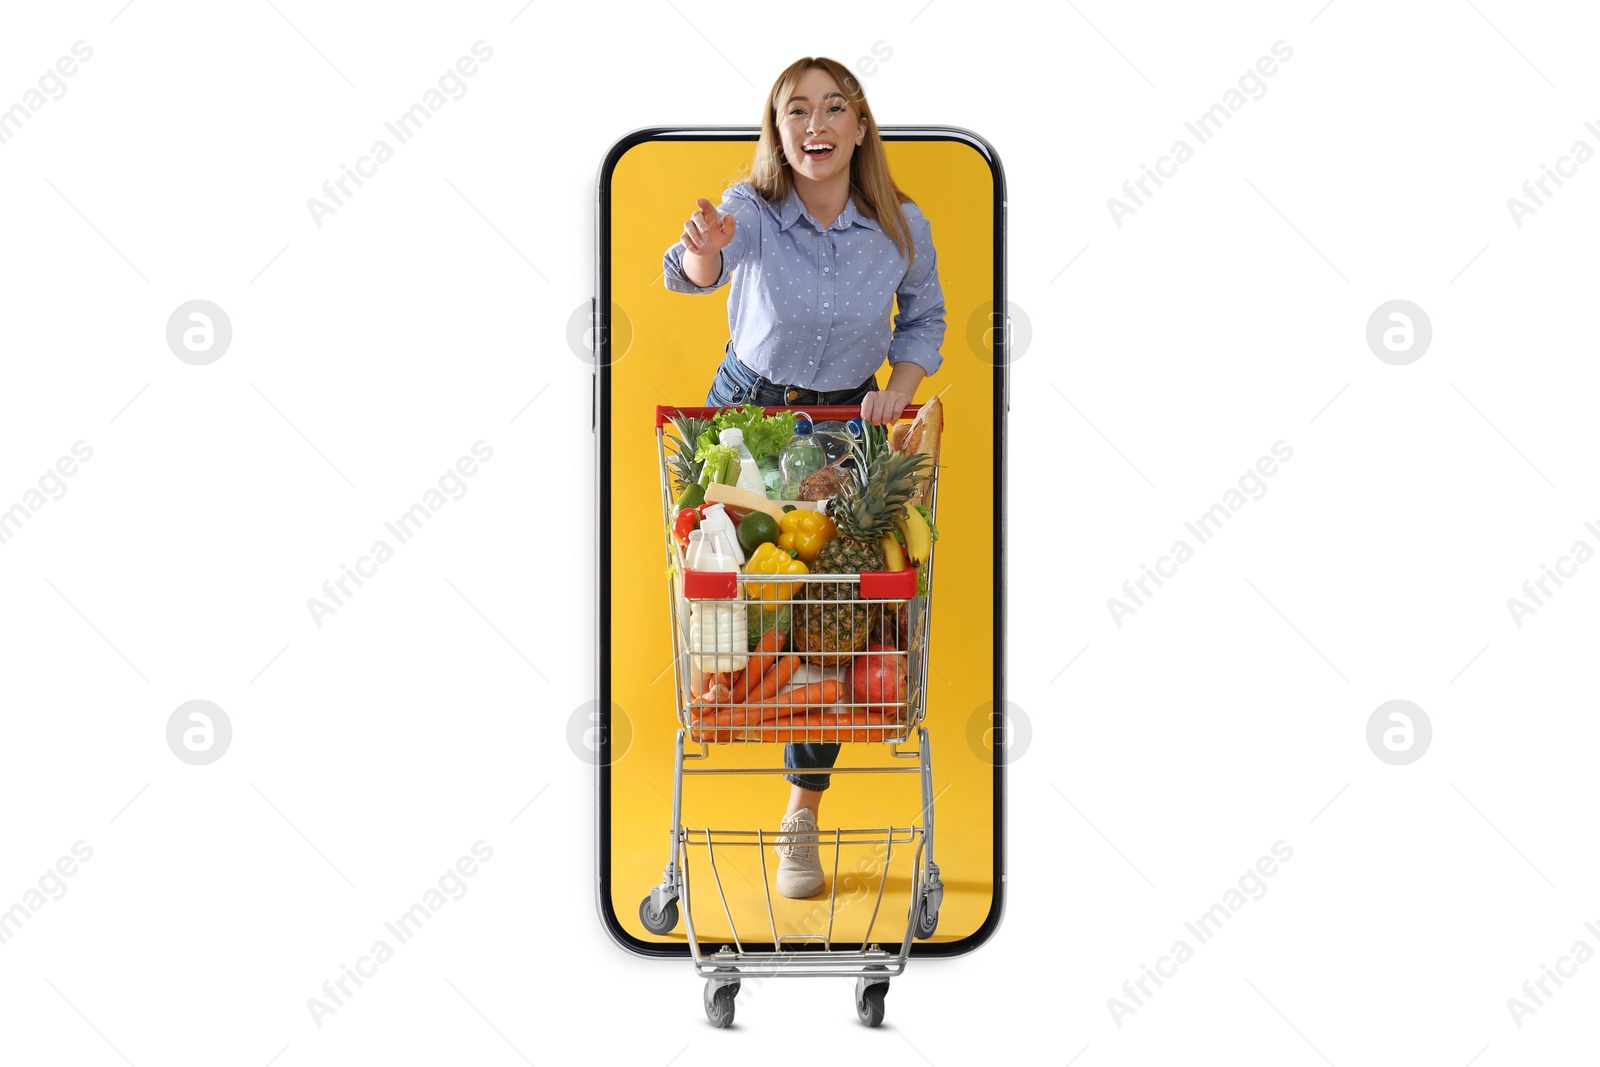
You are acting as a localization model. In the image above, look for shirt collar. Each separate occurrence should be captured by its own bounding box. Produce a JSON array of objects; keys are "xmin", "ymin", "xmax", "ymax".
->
[{"xmin": 777, "ymin": 184, "xmax": 881, "ymax": 234}]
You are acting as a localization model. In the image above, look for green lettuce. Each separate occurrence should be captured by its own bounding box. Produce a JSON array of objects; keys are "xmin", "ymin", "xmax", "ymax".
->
[
  {"xmin": 697, "ymin": 405, "xmax": 799, "ymax": 463},
  {"xmin": 749, "ymin": 604, "xmax": 790, "ymax": 644}
]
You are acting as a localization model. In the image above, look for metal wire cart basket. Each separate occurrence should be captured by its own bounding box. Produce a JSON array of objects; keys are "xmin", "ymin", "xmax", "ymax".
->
[{"xmin": 640, "ymin": 404, "xmax": 945, "ymax": 1028}]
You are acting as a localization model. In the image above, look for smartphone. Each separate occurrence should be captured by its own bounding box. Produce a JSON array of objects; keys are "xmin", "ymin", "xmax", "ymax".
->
[{"xmin": 593, "ymin": 126, "xmax": 1007, "ymax": 959}]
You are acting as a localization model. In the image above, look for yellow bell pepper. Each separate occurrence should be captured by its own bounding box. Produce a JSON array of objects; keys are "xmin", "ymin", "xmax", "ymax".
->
[
  {"xmin": 745, "ymin": 541, "xmax": 808, "ymax": 603},
  {"xmin": 777, "ymin": 509, "xmax": 836, "ymax": 564}
]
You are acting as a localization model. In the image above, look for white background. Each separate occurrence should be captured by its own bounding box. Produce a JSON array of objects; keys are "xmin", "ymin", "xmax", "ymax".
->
[{"xmin": 2, "ymin": 1, "xmax": 1597, "ymax": 1064}]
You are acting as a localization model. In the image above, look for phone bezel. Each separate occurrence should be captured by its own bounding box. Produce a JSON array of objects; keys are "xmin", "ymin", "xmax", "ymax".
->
[{"xmin": 593, "ymin": 125, "xmax": 1008, "ymax": 959}]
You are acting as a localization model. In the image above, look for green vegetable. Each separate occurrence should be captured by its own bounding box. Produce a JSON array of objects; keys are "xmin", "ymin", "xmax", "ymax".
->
[
  {"xmin": 748, "ymin": 603, "xmax": 790, "ymax": 644},
  {"xmin": 675, "ymin": 482, "xmax": 705, "ymax": 511},
  {"xmin": 696, "ymin": 405, "xmax": 799, "ymax": 463},
  {"xmin": 697, "ymin": 444, "xmax": 741, "ymax": 488}
]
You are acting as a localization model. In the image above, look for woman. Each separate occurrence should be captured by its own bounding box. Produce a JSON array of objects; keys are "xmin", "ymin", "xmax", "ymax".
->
[{"xmin": 662, "ymin": 56, "xmax": 946, "ymax": 898}]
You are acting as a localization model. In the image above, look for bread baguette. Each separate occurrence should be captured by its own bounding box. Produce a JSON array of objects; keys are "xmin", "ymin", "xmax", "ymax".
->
[
  {"xmin": 903, "ymin": 398, "xmax": 942, "ymax": 506},
  {"xmin": 890, "ymin": 422, "xmax": 910, "ymax": 453}
]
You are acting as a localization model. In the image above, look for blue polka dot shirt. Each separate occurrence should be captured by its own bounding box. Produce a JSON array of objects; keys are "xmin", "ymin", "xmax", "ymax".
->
[{"xmin": 663, "ymin": 180, "xmax": 946, "ymax": 391}]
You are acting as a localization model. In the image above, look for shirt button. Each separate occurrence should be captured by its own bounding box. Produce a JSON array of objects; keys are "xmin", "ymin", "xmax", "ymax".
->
[
  {"xmin": 823, "ymin": 267, "xmax": 829, "ymax": 273},
  {"xmin": 815, "ymin": 335, "xmax": 821, "ymax": 340},
  {"xmin": 823, "ymin": 302, "xmax": 829, "ymax": 307}
]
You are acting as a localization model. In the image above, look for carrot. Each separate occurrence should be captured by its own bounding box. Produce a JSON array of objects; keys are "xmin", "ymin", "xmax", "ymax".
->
[
  {"xmin": 696, "ymin": 704, "xmax": 785, "ymax": 727},
  {"xmin": 751, "ymin": 654, "xmax": 799, "ymax": 699},
  {"xmin": 733, "ymin": 630, "xmax": 787, "ymax": 700},
  {"xmin": 747, "ymin": 678, "xmax": 841, "ymax": 707},
  {"xmin": 753, "ymin": 707, "xmax": 893, "ymax": 742},
  {"xmin": 693, "ymin": 687, "xmax": 898, "ymax": 742},
  {"xmin": 690, "ymin": 672, "xmax": 825, "ymax": 739},
  {"xmin": 751, "ymin": 628, "xmax": 787, "ymax": 675},
  {"xmin": 689, "ymin": 701, "xmax": 786, "ymax": 741}
]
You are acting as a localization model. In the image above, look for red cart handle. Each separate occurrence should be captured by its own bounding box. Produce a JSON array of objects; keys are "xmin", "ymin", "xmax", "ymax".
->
[
  {"xmin": 656, "ymin": 404, "xmax": 927, "ymax": 429},
  {"xmin": 682, "ymin": 567, "xmax": 915, "ymax": 601}
]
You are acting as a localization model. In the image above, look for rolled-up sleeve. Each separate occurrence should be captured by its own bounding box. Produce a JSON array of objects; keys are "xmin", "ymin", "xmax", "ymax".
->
[
  {"xmin": 663, "ymin": 188, "xmax": 758, "ymax": 294},
  {"xmin": 887, "ymin": 210, "xmax": 945, "ymax": 375}
]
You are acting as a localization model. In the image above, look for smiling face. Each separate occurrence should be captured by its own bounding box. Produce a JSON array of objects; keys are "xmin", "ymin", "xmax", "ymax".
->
[{"xmin": 776, "ymin": 66, "xmax": 866, "ymax": 185}]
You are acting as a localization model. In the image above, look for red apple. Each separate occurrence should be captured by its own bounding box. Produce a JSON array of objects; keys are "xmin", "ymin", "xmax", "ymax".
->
[{"xmin": 851, "ymin": 644, "xmax": 908, "ymax": 713}]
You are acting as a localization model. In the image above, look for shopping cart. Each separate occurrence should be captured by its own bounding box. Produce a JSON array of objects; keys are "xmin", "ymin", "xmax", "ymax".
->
[{"xmin": 639, "ymin": 404, "xmax": 944, "ymax": 1028}]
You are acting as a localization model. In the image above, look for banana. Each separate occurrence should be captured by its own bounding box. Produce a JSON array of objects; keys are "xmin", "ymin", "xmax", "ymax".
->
[
  {"xmin": 896, "ymin": 502, "xmax": 932, "ymax": 564},
  {"xmin": 880, "ymin": 533, "xmax": 907, "ymax": 572}
]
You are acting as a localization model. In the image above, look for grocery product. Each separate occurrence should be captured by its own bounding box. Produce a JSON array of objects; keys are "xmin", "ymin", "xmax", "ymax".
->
[
  {"xmin": 793, "ymin": 423, "xmax": 927, "ymax": 665},
  {"xmin": 879, "ymin": 533, "xmax": 906, "ymax": 572},
  {"xmin": 810, "ymin": 421, "xmax": 857, "ymax": 467},
  {"xmin": 697, "ymin": 405, "xmax": 798, "ymax": 466},
  {"xmin": 850, "ymin": 644, "xmax": 908, "ymax": 713},
  {"xmin": 894, "ymin": 501, "xmax": 933, "ymax": 563},
  {"xmin": 675, "ymin": 482, "xmax": 705, "ymax": 511},
  {"xmin": 685, "ymin": 529, "xmax": 747, "ymax": 674},
  {"xmin": 719, "ymin": 427, "xmax": 769, "ymax": 499},
  {"xmin": 900, "ymin": 398, "xmax": 942, "ymax": 507},
  {"xmin": 703, "ymin": 482, "xmax": 786, "ymax": 522},
  {"xmin": 735, "ymin": 511, "xmax": 780, "ymax": 554},
  {"xmin": 698, "ymin": 502, "xmax": 745, "ymax": 565},
  {"xmin": 798, "ymin": 466, "xmax": 849, "ymax": 501},
  {"xmin": 672, "ymin": 505, "xmax": 705, "ymax": 550},
  {"xmin": 697, "ymin": 442, "xmax": 741, "ymax": 489},
  {"xmin": 730, "ymin": 629, "xmax": 787, "ymax": 701},
  {"xmin": 778, "ymin": 420, "xmax": 826, "ymax": 499},
  {"xmin": 666, "ymin": 413, "xmax": 710, "ymax": 496},
  {"xmin": 744, "ymin": 541, "xmax": 807, "ymax": 603},
  {"xmin": 776, "ymin": 509, "xmax": 836, "ymax": 564}
]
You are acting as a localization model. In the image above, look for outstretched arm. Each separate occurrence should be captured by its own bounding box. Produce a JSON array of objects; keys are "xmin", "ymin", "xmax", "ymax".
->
[{"xmin": 664, "ymin": 194, "xmax": 752, "ymax": 293}]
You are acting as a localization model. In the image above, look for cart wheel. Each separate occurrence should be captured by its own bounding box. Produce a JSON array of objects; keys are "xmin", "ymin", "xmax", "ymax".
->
[
  {"xmin": 704, "ymin": 979, "xmax": 739, "ymax": 1028},
  {"xmin": 639, "ymin": 894, "xmax": 679, "ymax": 934},
  {"xmin": 856, "ymin": 980, "xmax": 887, "ymax": 1027},
  {"xmin": 914, "ymin": 895, "xmax": 939, "ymax": 940}
]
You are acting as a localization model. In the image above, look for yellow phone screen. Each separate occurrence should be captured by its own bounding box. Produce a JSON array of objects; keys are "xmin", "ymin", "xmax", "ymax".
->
[{"xmin": 599, "ymin": 131, "xmax": 1003, "ymax": 954}]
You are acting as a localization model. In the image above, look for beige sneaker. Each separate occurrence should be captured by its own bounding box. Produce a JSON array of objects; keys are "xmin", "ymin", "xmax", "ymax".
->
[{"xmin": 775, "ymin": 807, "xmax": 825, "ymax": 898}]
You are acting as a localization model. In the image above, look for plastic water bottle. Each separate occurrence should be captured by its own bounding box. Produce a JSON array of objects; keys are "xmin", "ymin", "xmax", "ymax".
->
[
  {"xmin": 719, "ymin": 427, "xmax": 769, "ymax": 499},
  {"xmin": 687, "ymin": 530, "xmax": 747, "ymax": 675},
  {"xmin": 778, "ymin": 418, "xmax": 826, "ymax": 499}
]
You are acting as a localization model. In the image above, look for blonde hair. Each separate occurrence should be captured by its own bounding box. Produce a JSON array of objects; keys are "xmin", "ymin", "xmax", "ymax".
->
[{"xmin": 744, "ymin": 57, "xmax": 916, "ymax": 267}]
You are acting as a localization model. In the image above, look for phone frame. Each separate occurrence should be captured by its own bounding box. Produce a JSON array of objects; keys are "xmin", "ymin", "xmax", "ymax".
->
[{"xmin": 593, "ymin": 125, "xmax": 1008, "ymax": 958}]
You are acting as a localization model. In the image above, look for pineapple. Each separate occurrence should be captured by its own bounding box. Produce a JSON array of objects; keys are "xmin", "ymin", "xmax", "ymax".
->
[
  {"xmin": 665, "ymin": 414, "xmax": 708, "ymax": 497},
  {"xmin": 793, "ymin": 425, "xmax": 926, "ymax": 665}
]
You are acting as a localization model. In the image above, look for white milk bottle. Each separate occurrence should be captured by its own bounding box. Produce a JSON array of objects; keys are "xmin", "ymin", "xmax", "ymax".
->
[
  {"xmin": 719, "ymin": 427, "xmax": 770, "ymax": 499},
  {"xmin": 698, "ymin": 502, "xmax": 745, "ymax": 565}
]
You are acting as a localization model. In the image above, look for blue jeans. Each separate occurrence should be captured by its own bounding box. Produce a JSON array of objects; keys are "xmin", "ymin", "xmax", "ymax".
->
[
  {"xmin": 704, "ymin": 341, "xmax": 876, "ymax": 791},
  {"xmin": 705, "ymin": 340, "xmax": 879, "ymax": 410}
]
